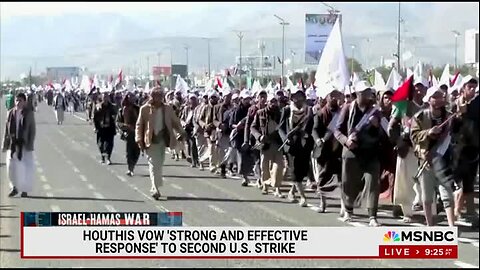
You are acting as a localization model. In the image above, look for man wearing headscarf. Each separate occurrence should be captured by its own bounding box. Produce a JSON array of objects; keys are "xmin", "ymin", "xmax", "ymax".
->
[
  {"xmin": 181, "ymin": 94, "xmax": 200, "ymax": 168},
  {"xmin": 279, "ymin": 89, "xmax": 314, "ymax": 207},
  {"xmin": 116, "ymin": 93, "xmax": 140, "ymax": 176},
  {"xmin": 229, "ymin": 92, "xmax": 251, "ymax": 185},
  {"xmin": 135, "ymin": 87, "xmax": 186, "ymax": 200},
  {"xmin": 251, "ymin": 94, "xmax": 285, "ymax": 196},
  {"xmin": 312, "ymin": 90, "xmax": 343, "ymax": 213},
  {"xmin": 199, "ymin": 91, "xmax": 223, "ymax": 173}
]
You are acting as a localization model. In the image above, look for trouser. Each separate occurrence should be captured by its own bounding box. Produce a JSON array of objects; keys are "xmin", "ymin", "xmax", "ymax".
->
[
  {"xmin": 55, "ymin": 109, "xmax": 65, "ymax": 123},
  {"xmin": 237, "ymin": 148, "xmax": 254, "ymax": 177},
  {"xmin": 146, "ymin": 141, "xmax": 166, "ymax": 195},
  {"xmin": 207, "ymin": 140, "xmax": 220, "ymax": 169},
  {"xmin": 316, "ymin": 156, "xmax": 342, "ymax": 194},
  {"xmin": 196, "ymin": 132, "xmax": 207, "ymax": 159},
  {"xmin": 419, "ymin": 152, "xmax": 456, "ymax": 209},
  {"xmin": 186, "ymin": 134, "xmax": 199, "ymax": 166},
  {"xmin": 261, "ymin": 145, "xmax": 285, "ymax": 188},
  {"xmin": 96, "ymin": 131, "xmax": 115, "ymax": 159},
  {"xmin": 125, "ymin": 133, "xmax": 141, "ymax": 172},
  {"xmin": 342, "ymin": 157, "xmax": 380, "ymax": 217}
]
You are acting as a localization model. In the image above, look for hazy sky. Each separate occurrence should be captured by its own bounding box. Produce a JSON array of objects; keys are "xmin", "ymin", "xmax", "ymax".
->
[{"xmin": 1, "ymin": 2, "xmax": 479, "ymax": 80}]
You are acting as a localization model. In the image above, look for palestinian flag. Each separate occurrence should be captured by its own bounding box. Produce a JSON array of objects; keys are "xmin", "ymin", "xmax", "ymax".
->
[{"xmin": 391, "ymin": 75, "xmax": 414, "ymax": 118}]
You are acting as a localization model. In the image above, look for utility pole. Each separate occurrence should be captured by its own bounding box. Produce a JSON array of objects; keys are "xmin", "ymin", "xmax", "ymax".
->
[
  {"xmin": 157, "ymin": 52, "xmax": 161, "ymax": 66},
  {"xmin": 452, "ymin": 30, "xmax": 460, "ymax": 70},
  {"xmin": 202, "ymin": 38, "xmax": 212, "ymax": 78},
  {"xmin": 184, "ymin": 45, "xmax": 190, "ymax": 79},
  {"xmin": 274, "ymin": 15, "xmax": 289, "ymax": 87},
  {"xmin": 396, "ymin": 2, "xmax": 401, "ymax": 72},
  {"xmin": 146, "ymin": 56, "xmax": 150, "ymax": 77},
  {"xmin": 259, "ymin": 41, "xmax": 266, "ymax": 78},
  {"xmin": 234, "ymin": 31, "xmax": 244, "ymax": 77},
  {"xmin": 351, "ymin": 45, "xmax": 355, "ymax": 75}
]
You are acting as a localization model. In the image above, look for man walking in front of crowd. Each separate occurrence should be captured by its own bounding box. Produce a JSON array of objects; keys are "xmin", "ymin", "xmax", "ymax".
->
[
  {"xmin": 334, "ymin": 81, "xmax": 385, "ymax": 226},
  {"xmin": 2, "ymin": 93, "xmax": 36, "ymax": 197},
  {"xmin": 135, "ymin": 87, "xmax": 186, "ymax": 200},
  {"xmin": 251, "ymin": 94, "xmax": 285, "ymax": 197},
  {"xmin": 312, "ymin": 90, "xmax": 343, "ymax": 213},
  {"xmin": 410, "ymin": 85, "xmax": 457, "ymax": 227},
  {"xmin": 93, "ymin": 93, "xmax": 117, "ymax": 165},
  {"xmin": 53, "ymin": 90, "xmax": 67, "ymax": 125},
  {"xmin": 451, "ymin": 76, "xmax": 479, "ymax": 224},
  {"xmin": 181, "ymin": 94, "xmax": 200, "ymax": 168},
  {"xmin": 116, "ymin": 94, "xmax": 141, "ymax": 176}
]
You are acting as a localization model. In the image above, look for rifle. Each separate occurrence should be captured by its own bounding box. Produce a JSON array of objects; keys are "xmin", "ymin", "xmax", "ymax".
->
[
  {"xmin": 277, "ymin": 112, "xmax": 310, "ymax": 152},
  {"xmin": 412, "ymin": 112, "xmax": 458, "ymax": 183}
]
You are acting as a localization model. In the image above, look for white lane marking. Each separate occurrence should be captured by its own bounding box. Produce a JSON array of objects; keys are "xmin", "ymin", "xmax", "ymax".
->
[
  {"xmin": 187, "ymin": 193, "xmax": 198, "ymax": 198},
  {"xmin": 105, "ymin": 205, "xmax": 117, "ymax": 212},
  {"xmin": 37, "ymin": 167, "xmax": 44, "ymax": 174},
  {"xmin": 155, "ymin": 205, "xmax": 170, "ymax": 212},
  {"xmin": 58, "ymin": 130, "xmax": 67, "ymax": 137},
  {"xmin": 73, "ymin": 114, "xmax": 87, "ymax": 121},
  {"xmin": 232, "ymin": 218, "xmax": 251, "ymax": 227},
  {"xmin": 170, "ymin": 183, "xmax": 183, "ymax": 190},
  {"xmin": 73, "ymin": 167, "xmax": 80, "ymax": 173},
  {"xmin": 79, "ymin": 175, "xmax": 88, "ymax": 182},
  {"xmin": 51, "ymin": 205, "xmax": 61, "ymax": 212},
  {"xmin": 454, "ymin": 261, "xmax": 479, "ymax": 268},
  {"xmin": 40, "ymin": 175, "xmax": 48, "ymax": 183},
  {"xmin": 208, "ymin": 205, "xmax": 226, "ymax": 214},
  {"xmin": 116, "ymin": 175, "xmax": 127, "ymax": 183},
  {"xmin": 46, "ymin": 192, "xmax": 54, "ymax": 198},
  {"xmin": 43, "ymin": 184, "xmax": 52, "ymax": 190},
  {"xmin": 87, "ymin": 184, "xmax": 95, "ymax": 190},
  {"xmin": 93, "ymin": 192, "xmax": 105, "ymax": 199}
]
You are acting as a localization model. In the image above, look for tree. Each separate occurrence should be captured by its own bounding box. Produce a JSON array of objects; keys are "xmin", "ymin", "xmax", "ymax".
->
[{"xmin": 346, "ymin": 58, "xmax": 364, "ymax": 74}]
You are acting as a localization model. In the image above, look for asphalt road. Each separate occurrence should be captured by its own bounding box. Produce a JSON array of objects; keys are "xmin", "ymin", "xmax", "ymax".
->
[{"xmin": 0, "ymin": 100, "xmax": 478, "ymax": 268}]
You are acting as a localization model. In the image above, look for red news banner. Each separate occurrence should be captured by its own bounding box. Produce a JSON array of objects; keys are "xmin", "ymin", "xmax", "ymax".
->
[{"xmin": 21, "ymin": 212, "xmax": 458, "ymax": 259}]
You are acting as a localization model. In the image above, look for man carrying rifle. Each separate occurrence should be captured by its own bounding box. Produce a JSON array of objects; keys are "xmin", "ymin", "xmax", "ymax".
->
[
  {"xmin": 230, "ymin": 91, "xmax": 252, "ymax": 186},
  {"xmin": 334, "ymin": 81, "xmax": 386, "ymax": 226},
  {"xmin": 279, "ymin": 88, "xmax": 314, "ymax": 207},
  {"xmin": 312, "ymin": 89, "xmax": 343, "ymax": 213},
  {"xmin": 251, "ymin": 94, "xmax": 284, "ymax": 197},
  {"xmin": 410, "ymin": 86, "xmax": 457, "ymax": 227}
]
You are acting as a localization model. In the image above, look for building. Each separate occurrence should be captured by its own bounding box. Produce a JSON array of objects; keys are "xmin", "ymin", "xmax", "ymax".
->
[{"xmin": 46, "ymin": 67, "xmax": 81, "ymax": 82}]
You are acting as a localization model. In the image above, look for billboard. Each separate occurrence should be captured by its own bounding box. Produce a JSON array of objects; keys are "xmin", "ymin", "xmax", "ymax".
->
[
  {"xmin": 464, "ymin": 29, "xmax": 479, "ymax": 64},
  {"xmin": 305, "ymin": 14, "xmax": 340, "ymax": 65},
  {"xmin": 152, "ymin": 66, "xmax": 172, "ymax": 77}
]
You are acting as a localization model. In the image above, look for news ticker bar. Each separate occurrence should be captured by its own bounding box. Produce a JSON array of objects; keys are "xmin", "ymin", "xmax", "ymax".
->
[
  {"xmin": 20, "ymin": 213, "xmax": 458, "ymax": 259},
  {"xmin": 23, "ymin": 212, "xmax": 182, "ymax": 227}
]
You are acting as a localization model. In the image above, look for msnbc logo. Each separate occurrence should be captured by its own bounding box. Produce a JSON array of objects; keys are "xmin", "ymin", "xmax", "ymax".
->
[{"xmin": 383, "ymin": 231, "xmax": 401, "ymax": 242}]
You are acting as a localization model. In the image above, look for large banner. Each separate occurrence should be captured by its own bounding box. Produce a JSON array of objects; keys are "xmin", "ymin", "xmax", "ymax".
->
[{"xmin": 305, "ymin": 14, "xmax": 341, "ymax": 65}]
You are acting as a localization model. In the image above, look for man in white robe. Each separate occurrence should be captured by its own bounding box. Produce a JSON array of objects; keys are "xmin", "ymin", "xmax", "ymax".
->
[{"xmin": 2, "ymin": 93, "xmax": 36, "ymax": 197}]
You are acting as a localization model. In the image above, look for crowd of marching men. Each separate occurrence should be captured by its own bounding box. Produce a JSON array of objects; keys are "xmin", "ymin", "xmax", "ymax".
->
[{"xmin": 3, "ymin": 66, "xmax": 479, "ymax": 228}]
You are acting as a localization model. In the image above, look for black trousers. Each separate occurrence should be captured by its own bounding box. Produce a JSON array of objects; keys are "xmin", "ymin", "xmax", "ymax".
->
[
  {"xmin": 317, "ymin": 156, "xmax": 342, "ymax": 192},
  {"xmin": 186, "ymin": 134, "xmax": 199, "ymax": 166},
  {"xmin": 342, "ymin": 157, "xmax": 380, "ymax": 217},
  {"xmin": 97, "ymin": 130, "xmax": 115, "ymax": 159},
  {"xmin": 125, "ymin": 132, "xmax": 140, "ymax": 171}
]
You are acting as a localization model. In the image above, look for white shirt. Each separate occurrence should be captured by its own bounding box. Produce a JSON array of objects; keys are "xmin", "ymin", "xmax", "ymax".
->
[{"xmin": 154, "ymin": 107, "xmax": 164, "ymax": 135}]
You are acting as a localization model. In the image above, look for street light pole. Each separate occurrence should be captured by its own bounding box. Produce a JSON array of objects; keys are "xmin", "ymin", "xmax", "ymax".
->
[
  {"xmin": 351, "ymin": 45, "xmax": 355, "ymax": 75},
  {"xmin": 274, "ymin": 15, "xmax": 289, "ymax": 87},
  {"xmin": 397, "ymin": 2, "xmax": 401, "ymax": 71},
  {"xmin": 452, "ymin": 30, "xmax": 460, "ymax": 70},
  {"xmin": 184, "ymin": 45, "xmax": 189, "ymax": 74}
]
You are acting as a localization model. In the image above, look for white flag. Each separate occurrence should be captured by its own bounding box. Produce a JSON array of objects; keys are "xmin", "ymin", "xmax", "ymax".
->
[
  {"xmin": 93, "ymin": 74, "xmax": 100, "ymax": 88},
  {"xmin": 385, "ymin": 67, "xmax": 402, "ymax": 91},
  {"xmin": 351, "ymin": 72, "xmax": 360, "ymax": 86},
  {"xmin": 374, "ymin": 69, "xmax": 386, "ymax": 90},
  {"xmin": 80, "ymin": 75, "xmax": 90, "ymax": 92},
  {"xmin": 314, "ymin": 18, "xmax": 349, "ymax": 98},
  {"xmin": 431, "ymin": 74, "xmax": 439, "ymax": 87},
  {"xmin": 265, "ymin": 81, "xmax": 274, "ymax": 95},
  {"xmin": 144, "ymin": 81, "xmax": 150, "ymax": 93},
  {"xmin": 251, "ymin": 80, "xmax": 263, "ymax": 95},
  {"xmin": 221, "ymin": 78, "xmax": 232, "ymax": 95},
  {"xmin": 175, "ymin": 76, "xmax": 190, "ymax": 95},
  {"xmin": 406, "ymin": 68, "xmax": 414, "ymax": 78},
  {"xmin": 439, "ymin": 64, "xmax": 451, "ymax": 87},
  {"xmin": 285, "ymin": 77, "xmax": 296, "ymax": 91}
]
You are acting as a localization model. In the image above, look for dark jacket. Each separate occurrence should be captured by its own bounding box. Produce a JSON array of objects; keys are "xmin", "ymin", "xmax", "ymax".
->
[
  {"xmin": 250, "ymin": 106, "xmax": 283, "ymax": 150},
  {"xmin": 229, "ymin": 104, "xmax": 249, "ymax": 149},
  {"xmin": 2, "ymin": 107, "xmax": 36, "ymax": 152},
  {"xmin": 94, "ymin": 102, "xmax": 117, "ymax": 135},
  {"xmin": 312, "ymin": 106, "xmax": 342, "ymax": 164},
  {"xmin": 334, "ymin": 101, "xmax": 386, "ymax": 159},
  {"xmin": 278, "ymin": 105, "xmax": 314, "ymax": 155}
]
